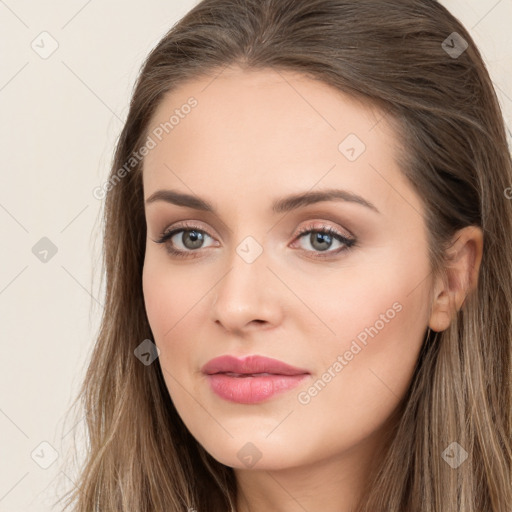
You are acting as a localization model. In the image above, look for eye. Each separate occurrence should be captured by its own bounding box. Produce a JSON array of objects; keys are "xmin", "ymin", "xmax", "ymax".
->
[
  {"xmin": 291, "ymin": 222, "xmax": 356, "ymax": 258},
  {"xmin": 153, "ymin": 222, "xmax": 217, "ymax": 258},
  {"xmin": 153, "ymin": 221, "xmax": 356, "ymax": 259}
]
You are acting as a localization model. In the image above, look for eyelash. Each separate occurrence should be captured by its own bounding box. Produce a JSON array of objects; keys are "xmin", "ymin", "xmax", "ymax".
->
[{"xmin": 154, "ymin": 221, "xmax": 357, "ymax": 260}]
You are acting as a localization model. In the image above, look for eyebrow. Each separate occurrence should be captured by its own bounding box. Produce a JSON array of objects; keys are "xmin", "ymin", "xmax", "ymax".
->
[{"xmin": 145, "ymin": 188, "xmax": 380, "ymax": 214}]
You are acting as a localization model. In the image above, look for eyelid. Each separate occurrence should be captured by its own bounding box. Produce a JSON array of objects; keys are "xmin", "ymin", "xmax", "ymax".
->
[
  {"xmin": 293, "ymin": 220, "xmax": 354, "ymax": 240},
  {"xmin": 155, "ymin": 220, "xmax": 217, "ymax": 240}
]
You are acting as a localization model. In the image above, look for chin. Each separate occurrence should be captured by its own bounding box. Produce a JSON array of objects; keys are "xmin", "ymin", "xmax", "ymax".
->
[{"xmin": 198, "ymin": 434, "xmax": 307, "ymax": 471}]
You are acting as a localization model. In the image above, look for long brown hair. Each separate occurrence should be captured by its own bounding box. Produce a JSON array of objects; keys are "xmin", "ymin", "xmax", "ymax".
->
[{"xmin": 57, "ymin": 1, "xmax": 512, "ymax": 510}]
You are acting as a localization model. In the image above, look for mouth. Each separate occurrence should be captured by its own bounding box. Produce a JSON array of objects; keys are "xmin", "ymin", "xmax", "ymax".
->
[
  {"xmin": 201, "ymin": 354, "xmax": 309, "ymax": 376},
  {"xmin": 219, "ymin": 372, "xmax": 292, "ymax": 377},
  {"xmin": 201, "ymin": 355, "xmax": 310, "ymax": 404}
]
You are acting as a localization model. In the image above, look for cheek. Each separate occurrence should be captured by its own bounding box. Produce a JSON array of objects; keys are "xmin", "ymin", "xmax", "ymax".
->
[
  {"xmin": 295, "ymin": 254, "xmax": 430, "ymax": 439},
  {"xmin": 288, "ymin": 304, "xmax": 427, "ymax": 463},
  {"xmin": 142, "ymin": 258, "xmax": 197, "ymax": 407},
  {"xmin": 141, "ymin": 253, "xmax": 211, "ymax": 379},
  {"xmin": 142, "ymin": 253, "xmax": 197, "ymax": 338},
  {"xmin": 142, "ymin": 262, "xmax": 170, "ymax": 339}
]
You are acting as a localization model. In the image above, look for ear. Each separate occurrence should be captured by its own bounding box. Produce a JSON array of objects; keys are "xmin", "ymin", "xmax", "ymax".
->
[{"xmin": 428, "ymin": 225, "xmax": 483, "ymax": 332}]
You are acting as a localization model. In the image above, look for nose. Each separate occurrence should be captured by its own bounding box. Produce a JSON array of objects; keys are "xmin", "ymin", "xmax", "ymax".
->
[{"xmin": 210, "ymin": 244, "xmax": 283, "ymax": 335}]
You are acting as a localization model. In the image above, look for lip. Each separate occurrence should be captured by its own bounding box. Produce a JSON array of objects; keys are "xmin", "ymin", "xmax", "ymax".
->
[
  {"xmin": 201, "ymin": 354, "xmax": 309, "ymax": 376},
  {"xmin": 201, "ymin": 355, "xmax": 310, "ymax": 404}
]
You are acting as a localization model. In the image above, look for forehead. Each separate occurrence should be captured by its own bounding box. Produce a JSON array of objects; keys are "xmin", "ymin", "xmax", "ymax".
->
[{"xmin": 142, "ymin": 66, "xmax": 417, "ymax": 218}]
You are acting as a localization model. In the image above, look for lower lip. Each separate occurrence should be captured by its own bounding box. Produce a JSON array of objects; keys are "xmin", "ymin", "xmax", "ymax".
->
[{"xmin": 206, "ymin": 373, "xmax": 309, "ymax": 404}]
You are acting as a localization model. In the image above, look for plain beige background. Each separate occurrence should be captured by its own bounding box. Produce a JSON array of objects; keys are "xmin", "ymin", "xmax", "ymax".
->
[{"xmin": 0, "ymin": 1, "xmax": 511, "ymax": 510}]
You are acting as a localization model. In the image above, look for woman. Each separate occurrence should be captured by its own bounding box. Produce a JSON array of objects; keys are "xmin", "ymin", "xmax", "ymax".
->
[{"xmin": 60, "ymin": 0, "xmax": 512, "ymax": 510}]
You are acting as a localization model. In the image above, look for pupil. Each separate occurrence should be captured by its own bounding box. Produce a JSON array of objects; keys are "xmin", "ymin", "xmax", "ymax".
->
[
  {"xmin": 185, "ymin": 230, "xmax": 203, "ymax": 249},
  {"xmin": 312, "ymin": 232, "xmax": 331, "ymax": 251}
]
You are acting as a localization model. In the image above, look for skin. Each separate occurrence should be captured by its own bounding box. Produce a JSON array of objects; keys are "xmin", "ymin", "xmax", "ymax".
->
[{"xmin": 141, "ymin": 66, "xmax": 483, "ymax": 512}]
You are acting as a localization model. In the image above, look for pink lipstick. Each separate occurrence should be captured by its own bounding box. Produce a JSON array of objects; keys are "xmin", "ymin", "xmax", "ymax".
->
[{"xmin": 201, "ymin": 355, "xmax": 310, "ymax": 404}]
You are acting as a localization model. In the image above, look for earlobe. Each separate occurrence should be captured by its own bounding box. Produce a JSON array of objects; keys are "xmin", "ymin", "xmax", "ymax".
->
[
  {"xmin": 428, "ymin": 225, "xmax": 483, "ymax": 333},
  {"xmin": 428, "ymin": 292, "xmax": 452, "ymax": 332}
]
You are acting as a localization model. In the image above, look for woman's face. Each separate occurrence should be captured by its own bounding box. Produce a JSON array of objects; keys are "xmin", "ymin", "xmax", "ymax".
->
[{"xmin": 142, "ymin": 66, "xmax": 433, "ymax": 472}]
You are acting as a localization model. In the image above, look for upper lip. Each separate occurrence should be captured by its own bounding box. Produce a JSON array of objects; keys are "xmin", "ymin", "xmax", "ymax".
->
[{"xmin": 201, "ymin": 355, "xmax": 310, "ymax": 376}]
